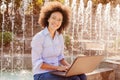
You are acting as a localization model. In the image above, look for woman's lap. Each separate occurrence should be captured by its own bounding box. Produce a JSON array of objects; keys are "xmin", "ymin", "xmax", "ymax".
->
[
  {"xmin": 34, "ymin": 72, "xmax": 87, "ymax": 80},
  {"xmin": 78, "ymin": 74, "xmax": 87, "ymax": 80}
]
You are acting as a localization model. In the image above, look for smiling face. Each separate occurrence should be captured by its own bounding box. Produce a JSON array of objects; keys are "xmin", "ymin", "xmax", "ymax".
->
[{"xmin": 48, "ymin": 11, "xmax": 63, "ymax": 31}]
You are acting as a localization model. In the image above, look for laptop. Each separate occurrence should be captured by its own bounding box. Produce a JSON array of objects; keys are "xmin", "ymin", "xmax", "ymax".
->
[{"xmin": 51, "ymin": 55, "xmax": 104, "ymax": 77}]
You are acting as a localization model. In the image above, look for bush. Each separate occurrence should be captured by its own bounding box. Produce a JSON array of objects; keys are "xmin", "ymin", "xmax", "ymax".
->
[
  {"xmin": 0, "ymin": 31, "xmax": 12, "ymax": 46},
  {"xmin": 64, "ymin": 34, "xmax": 71, "ymax": 49}
]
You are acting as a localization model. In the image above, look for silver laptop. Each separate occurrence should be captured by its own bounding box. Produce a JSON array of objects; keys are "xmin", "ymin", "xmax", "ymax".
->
[{"xmin": 51, "ymin": 55, "xmax": 104, "ymax": 77}]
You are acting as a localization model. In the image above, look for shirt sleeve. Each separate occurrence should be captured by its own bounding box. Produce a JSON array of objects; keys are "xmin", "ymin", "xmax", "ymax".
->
[
  {"xmin": 58, "ymin": 34, "xmax": 65, "ymax": 61},
  {"xmin": 31, "ymin": 33, "xmax": 44, "ymax": 71}
]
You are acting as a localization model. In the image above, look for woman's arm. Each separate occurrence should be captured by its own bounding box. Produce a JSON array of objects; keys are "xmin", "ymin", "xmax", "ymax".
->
[
  {"xmin": 60, "ymin": 58, "xmax": 71, "ymax": 68},
  {"xmin": 41, "ymin": 62, "xmax": 68, "ymax": 71}
]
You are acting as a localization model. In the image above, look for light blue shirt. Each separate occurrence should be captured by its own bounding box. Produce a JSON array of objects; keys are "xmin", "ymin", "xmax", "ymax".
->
[{"xmin": 31, "ymin": 27, "xmax": 65, "ymax": 75}]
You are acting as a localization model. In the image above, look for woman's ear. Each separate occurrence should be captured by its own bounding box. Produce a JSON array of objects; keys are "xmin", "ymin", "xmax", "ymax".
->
[
  {"xmin": 48, "ymin": 19, "xmax": 49, "ymax": 23},
  {"xmin": 48, "ymin": 15, "xmax": 51, "ymax": 22}
]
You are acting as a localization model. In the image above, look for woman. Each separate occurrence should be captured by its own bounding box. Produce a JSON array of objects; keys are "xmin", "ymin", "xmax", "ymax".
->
[{"xmin": 31, "ymin": 1, "xmax": 87, "ymax": 80}]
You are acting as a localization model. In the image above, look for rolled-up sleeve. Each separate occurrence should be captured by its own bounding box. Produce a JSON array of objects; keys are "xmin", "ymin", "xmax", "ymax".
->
[{"xmin": 31, "ymin": 33, "xmax": 44, "ymax": 71}]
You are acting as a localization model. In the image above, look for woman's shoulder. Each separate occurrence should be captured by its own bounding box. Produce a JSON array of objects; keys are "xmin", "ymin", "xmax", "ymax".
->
[
  {"xmin": 31, "ymin": 30, "xmax": 45, "ymax": 47},
  {"xmin": 58, "ymin": 34, "xmax": 64, "ymax": 41},
  {"xmin": 32, "ymin": 30, "xmax": 45, "ymax": 41},
  {"xmin": 59, "ymin": 33, "xmax": 63, "ymax": 38}
]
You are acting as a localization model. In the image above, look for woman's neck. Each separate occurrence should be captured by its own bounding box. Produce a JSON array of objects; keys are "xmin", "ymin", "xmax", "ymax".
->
[{"xmin": 48, "ymin": 27, "xmax": 56, "ymax": 39}]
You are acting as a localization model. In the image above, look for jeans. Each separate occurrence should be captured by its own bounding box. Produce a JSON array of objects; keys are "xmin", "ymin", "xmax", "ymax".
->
[{"xmin": 34, "ymin": 72, "xmax": 87, "ymax": 80}]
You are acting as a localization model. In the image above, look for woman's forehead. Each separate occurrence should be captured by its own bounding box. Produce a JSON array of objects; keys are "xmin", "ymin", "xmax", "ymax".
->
[{"xmin": 51, "ymin": 12, "xmax": 63, "ymax": 18}]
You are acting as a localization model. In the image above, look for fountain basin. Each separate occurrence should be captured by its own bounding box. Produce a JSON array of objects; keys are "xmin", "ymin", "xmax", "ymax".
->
[
  {"xmin": 0, "ymin": 54, "xmax": 32, "ymax": 70},
  {"xmin": 0, "ymin": 70, "xmax": 33, "ymax": 80}
]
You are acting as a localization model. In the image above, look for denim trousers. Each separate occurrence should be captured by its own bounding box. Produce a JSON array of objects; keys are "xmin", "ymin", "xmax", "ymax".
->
[{"xmin": 34, "ymin": 72, "xmax": 87, "ymax": 80}]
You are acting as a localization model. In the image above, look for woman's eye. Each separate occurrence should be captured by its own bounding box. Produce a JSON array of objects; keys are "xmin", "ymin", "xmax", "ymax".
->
[
  {"xmin": 51, "ymin": 16, "xmax": 62, "ymax": 22},
  {"xmin": 52, "ymin": 17, "xmax": 56, "ymax": 19},
  {"xmin": 58, "ymin": 19, "xmax": 62, "ymax": 21}
]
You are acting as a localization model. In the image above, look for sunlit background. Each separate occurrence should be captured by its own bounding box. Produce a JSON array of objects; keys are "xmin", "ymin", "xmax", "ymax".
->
[{"xmin": 0, "ymin": 0, "xmax": 120, "ymax": 80}]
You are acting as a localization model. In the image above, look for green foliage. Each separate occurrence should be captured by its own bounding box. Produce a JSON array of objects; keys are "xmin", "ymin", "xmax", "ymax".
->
[
  {"xmin": 113, "ymin": 38, "xmax": 120, "ymax": 50},
  {"xmin": 36, "ymin": 0, "xmax": 43, "ymax": 5},
  {"xmin": 0, "ymin": 31, "xmax": 12, "ymax": 46},
  {"xmin": 51, "ymin": 0, "xmax": 64, "ymax": 3},
  {"xmin": 64, "ymin": 34, "xmax": 71, "ymax": 49}
]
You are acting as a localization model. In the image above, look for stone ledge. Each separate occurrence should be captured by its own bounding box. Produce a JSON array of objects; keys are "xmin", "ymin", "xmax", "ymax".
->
[
  {"xmin": 100, "ymin": 60, "xmax": 120, "ymax": 80},
  {"xmin": 86, "ymin": 68, "xmax": 115, "ymax": 80}
]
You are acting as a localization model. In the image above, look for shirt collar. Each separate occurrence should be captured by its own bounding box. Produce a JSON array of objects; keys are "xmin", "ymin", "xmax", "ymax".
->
[
  {"xmin": 43, "ymin": 27, "xmax": 59, "ymax": 36},
  {"xmin": 43, "ymin": 27, "xmax": 49, "ymax": 35}
]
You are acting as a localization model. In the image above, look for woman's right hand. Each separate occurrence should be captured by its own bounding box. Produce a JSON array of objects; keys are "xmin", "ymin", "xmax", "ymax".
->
[{"xmin": 56, "ymin": 66, "xmax": 69, "ymax": 72}]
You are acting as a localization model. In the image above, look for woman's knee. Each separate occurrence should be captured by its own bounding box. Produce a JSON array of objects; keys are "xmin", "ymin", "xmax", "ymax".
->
[
  {"xmin": 34, "ymin": 72, "xmax": 66, "ymax": 80},
  {"xmin": 78, "ymin": 74, "xmax": 87, "ymax": 80},
  {"xmin": 68, "ymin": 76, "xmax": 81, "ymax": 80},
  {"xmin": 34, "ymin": 74, "xmax": 44, "ymax": 80}
]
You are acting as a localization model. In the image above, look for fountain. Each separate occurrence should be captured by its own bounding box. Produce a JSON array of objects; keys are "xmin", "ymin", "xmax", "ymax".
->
[
  {"xmin": 0, "ymin": 0, "xmax": 33, "ymax": 80},
  {"xmin": 0, "ymin": 0, "xmax": 120, "ymax": 80}
]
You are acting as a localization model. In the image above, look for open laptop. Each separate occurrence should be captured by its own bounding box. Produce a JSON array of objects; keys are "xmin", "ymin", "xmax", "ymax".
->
[{"xmin": 51, "ymin": 55, "xmax": 104, "ymax": 77}]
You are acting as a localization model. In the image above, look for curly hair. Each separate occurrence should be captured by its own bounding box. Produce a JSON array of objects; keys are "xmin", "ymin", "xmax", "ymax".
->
[{"xmin": 38, "ymin": 1, "xmax": 71, "ymax": 34}]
